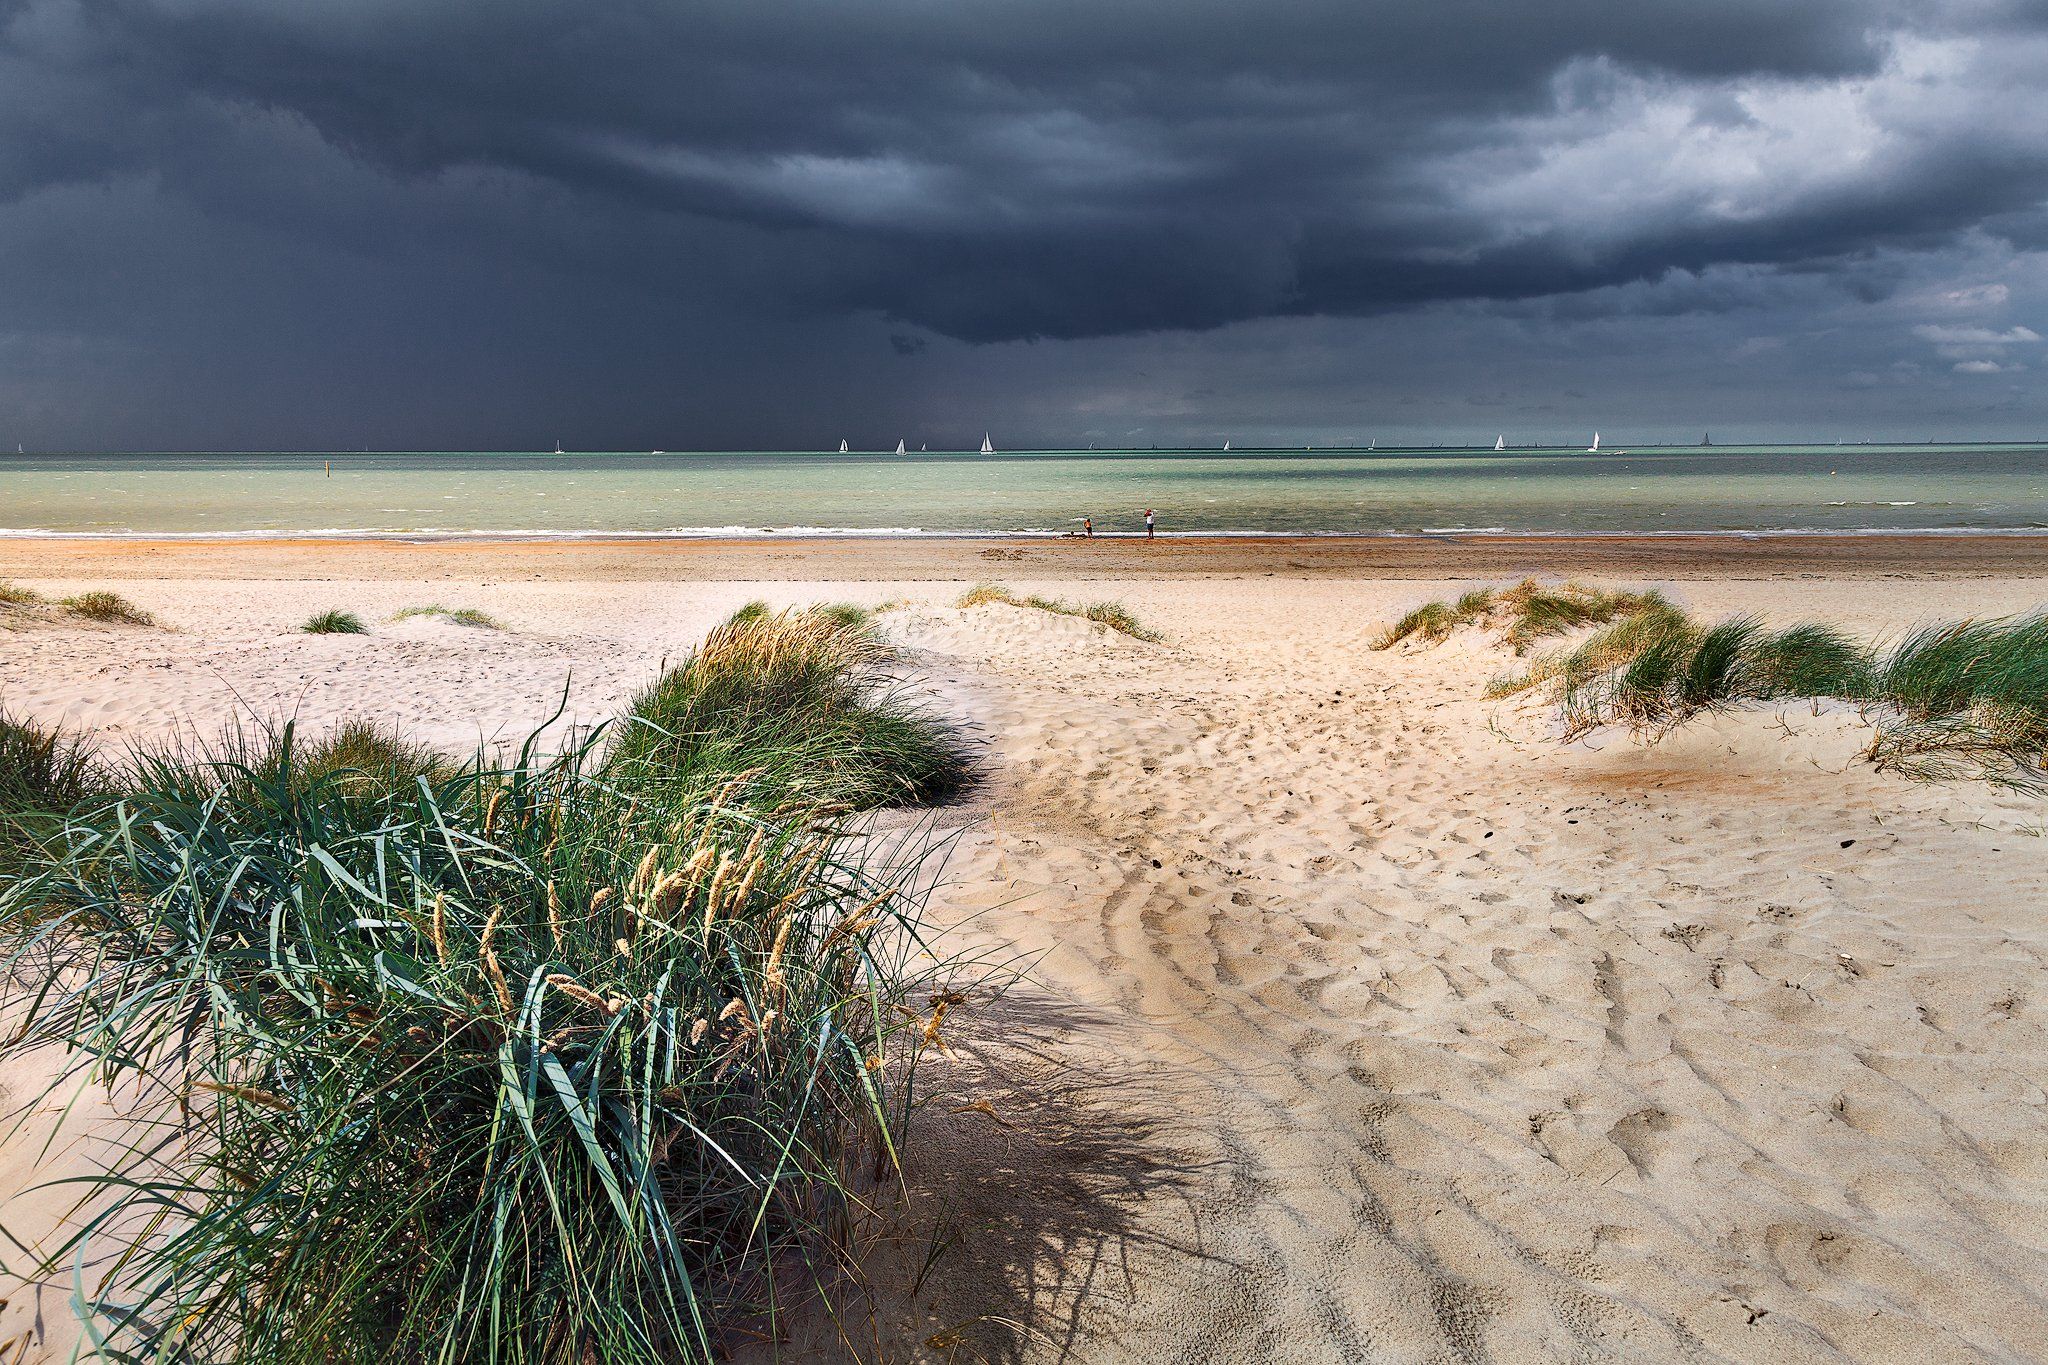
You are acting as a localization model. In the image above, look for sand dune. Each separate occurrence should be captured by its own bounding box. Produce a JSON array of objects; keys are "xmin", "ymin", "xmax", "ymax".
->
[{"xmin": 4, "ymin": 567, "xmax": 2048, "ymax": 1361}]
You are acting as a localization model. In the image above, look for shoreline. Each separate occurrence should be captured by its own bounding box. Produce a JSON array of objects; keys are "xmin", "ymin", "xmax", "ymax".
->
[
  {"xmin": 6, "ymin": 530, "xmax": 2048, "ymax": 581},
  {"xmin": 4, "ymin": 526, "xmax": 2048, "ymax": 542}
]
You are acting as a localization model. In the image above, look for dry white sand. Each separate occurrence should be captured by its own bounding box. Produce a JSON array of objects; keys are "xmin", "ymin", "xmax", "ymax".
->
[{"xmin": 4, "ymin": 565, "xmax": 2048, "ymax": 1362}]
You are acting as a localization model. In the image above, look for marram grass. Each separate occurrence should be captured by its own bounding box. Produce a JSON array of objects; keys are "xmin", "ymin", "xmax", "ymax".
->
[
  {"xmin": 1371, "ymin": 579, "xmax": 1668, "ymax": 652},
  {"xmin": 61, "ymin": 589, "xmax": 154, "ymax": 625},
  {"xmin": 1463, "ymin": 590, "xmax": 2048, "ymax": 791},
  {"xmin": 302, "ymin": 608, "xmax": 368, "ymax": 634},
  {"xmin": 729, "ymin": 598, "xmax": 875, "ymax": 631},
  {"xmin": 956, "ymin": 583, "xmax": 1161, "ymax": 641},
  {"xmin": 392, "ymin": 603, "xmax": 502, "ymax": 629},
  {"xmin": 0, "ymin": 709, "xmax": 113, "ymax": 876},
  {"xmin": 609, "ymin": 604, "xmax": 969, "ymax": 812},
  {"xmin": 0, "ymin": 606, "xmax": 969, "ymax": 1363}
]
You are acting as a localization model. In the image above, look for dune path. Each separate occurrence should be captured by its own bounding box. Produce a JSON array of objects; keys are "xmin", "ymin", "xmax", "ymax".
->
[{"xmin": 877, "ymin": 581, "xmax": 2048, "ymax": 1364}]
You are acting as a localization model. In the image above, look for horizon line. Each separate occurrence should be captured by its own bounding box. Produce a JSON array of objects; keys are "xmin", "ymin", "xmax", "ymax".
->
[{"xmin": 6, "ymin": 438, "xmax": 2048, "ymax": 457}]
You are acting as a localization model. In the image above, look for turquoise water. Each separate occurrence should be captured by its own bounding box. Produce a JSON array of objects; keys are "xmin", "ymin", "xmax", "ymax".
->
[{"xmin": 2, "ymin": 446, "xmax": 2046, "ymax": 536}]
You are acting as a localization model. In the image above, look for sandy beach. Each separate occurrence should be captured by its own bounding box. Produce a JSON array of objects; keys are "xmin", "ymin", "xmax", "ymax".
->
[{"xmin": 4, "ymin": 536, "xmax": 2048, "ymax": 1361}]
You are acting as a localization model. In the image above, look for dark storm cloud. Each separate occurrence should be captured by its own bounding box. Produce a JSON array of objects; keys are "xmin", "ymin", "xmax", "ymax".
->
[
  {"xmin": 13, "ymin": 0, "xmax": 2041, "ymax": 330},
  {"xmin": 4, "ymin": 0, "xmax": 2048, "ymax": 445}
]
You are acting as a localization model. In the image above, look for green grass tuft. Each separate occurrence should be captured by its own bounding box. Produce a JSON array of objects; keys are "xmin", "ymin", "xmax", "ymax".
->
[
  {"xmin": 608, "ymin": 604, "xmax": 967, "ymax": 811},
  {"xmin": 0, "ymin": 607, "xmax": 969, "ymax": 1362},
  {"xmin": 1490, "ymin": 594, "xmax": 2048, "ymax": 790},
  {"xmin": 0, "ymin": 580, "xmax": 44, "ymax": 606},
  {"xmin": 0, "ymin": 710, "xmax": 112, "ymax": 875},
  {"xmin": 814, "ymin": 600, "xmax": 876, "ymax": 630},
  {"xmin": 302, "ymin": 608, "xmax": 368, "ymax": 634},
  {"xmin": 61, "ymin": 590, "xmax": 154, "ymax": 625},
  {"xmin": 393, "ymin": 604, "xmax": 502, "ymax": 629},
  {"xmin": 1373, "ymin": 579, "xmax": 1667, "ymax": 652},
  {"xmin": 1079, "ymin": 601, "xmax": 1160, "ymax": 640},
  {"xmin": 733, "ymin": 600, "xmax": 876, "ymax": 631},
  {"xmin": 955, "ymin": 583, "xmax": 1160, "ymax": 641},
  {"xmin": 1375, "ymin": 600, "xmax": 1460, "ymax": 648},
  {"xmin": 955, "ymin": 583, "xmax": 1013, "ymax": 609}
]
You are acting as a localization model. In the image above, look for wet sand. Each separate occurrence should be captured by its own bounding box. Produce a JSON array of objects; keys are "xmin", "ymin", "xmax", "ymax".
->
[{"xmin": 4, "ymin": 531, "xmax": 2048, "ymax": 584}]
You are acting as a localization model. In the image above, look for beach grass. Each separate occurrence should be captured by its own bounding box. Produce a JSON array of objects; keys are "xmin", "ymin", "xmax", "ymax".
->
[
  {"xmin": 1859, "ymin": 618, "xmax": 2048, "ymax": 784},
  {"xmin": 393, "ymin": 603, "xmax": 502, "ymax": 629},
  {"xmin": 0, "ymin": 608, "xmax": 968, "ymax": 1362},
  {"xmin": 730, "ymin": 599, "xmax": 876, "ymax": 631},
  {"xmin": 60, "ymin": 589, "xmax": 154, "ymax": 625},
  {"xmin": 126, "ymin": 715, "xmax": 459, "ymax": 809},
  {"xmin": 302, "ymin": 608, "xmax": 368, "ymax": 634},
  {"xmin": 956, "ymin": 583, "xmax": 1161, "ymax": 641},
  {"xmin": 1371, "ymin": 579, "xmax": 1667, "ymax": 651},
  {"xmin": 0, "ymin": 711, "xmax": 111, "ymax": 875},
  {"xmin": 0, "ymin": 580, "xmax": 44, "ymax": 606},
  {"xmin": 1468, "ymin": 591, "xmax": 2048, "ymax": 789},
  {"xmin": 608, "ymin": 604, "xmax": 967, "ymax": 811}
]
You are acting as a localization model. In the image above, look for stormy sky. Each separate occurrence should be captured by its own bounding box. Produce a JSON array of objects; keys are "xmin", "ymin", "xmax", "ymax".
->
[{"xmin": 5, "ymin": 0, "xmax": 2048, "ymax": 450}]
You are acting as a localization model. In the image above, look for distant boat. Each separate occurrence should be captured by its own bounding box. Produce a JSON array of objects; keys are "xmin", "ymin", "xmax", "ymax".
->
[
  {"xmin": 651, "ymin": 450, "xmax": 665, "ymax": 455},
  {"xmin": 1368, "ymin": 438, "xmax": 1375, "ymax": 450},
  {"xmin": 1587, "ymin": 432, "xmax": 1601, "ymax": 453},
  {"xmin": 554, "ymin": 440, "xmax": 563, "ymax": 455},
  {"xmin": 981, "ymin": 432, "xmax": 995, "ymax": 454},
  {"xmin": 894, "ymin": 439, "xmax": 906, "ymax": 455},
  {"xmin": 1701, "ymin": 432, "xmax": 1712, "ymax": 447},
  {"xmin": 1223, "ymin": 440, "xmax": 1232, "ymax": 451},
  {"xmin": 839, "ymin": 439, "xmax": 849, "ymax": 453},
  {"xmin": 1495, "ymin": 435, "xmax": 1506, "ymax": 451}
]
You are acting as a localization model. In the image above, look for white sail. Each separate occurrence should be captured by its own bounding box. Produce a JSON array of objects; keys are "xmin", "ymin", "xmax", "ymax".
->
[
  {"xmin": 1223, "ymin": 440, "xmax": 1231, "ymax": 451},
  {"xmin": 1495, "ymin": 435, "xmax": 1505, "ymax": 451},
  {"xmin": 1588, "ymin": 432, "xmax": 1601, "ymax": 452},
  {"xmin": 895, "ymin": 439, "xmax": 906, "ymax": 455},
  {"xmin": 981, "ymin": 432, "xmax": 995, "ymax": 454},
  {"xmin": 839, "ymin": 439, "xmax": 849, "ymax": 453}
]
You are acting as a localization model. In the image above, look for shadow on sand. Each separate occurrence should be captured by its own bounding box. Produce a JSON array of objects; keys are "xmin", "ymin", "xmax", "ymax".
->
[{"xmin": 767, "ymin": 988, "xmax": 1229, "ymax": 1364}]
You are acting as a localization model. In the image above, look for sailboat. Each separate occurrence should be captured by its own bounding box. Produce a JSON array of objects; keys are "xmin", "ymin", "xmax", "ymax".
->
[
  {"xmin": 839, "ymin": 439, "xmax": 849, "ymax": 453},
  {"xmin": 1587, "ymin": 432, "xmax": 1601, "ymax": 453},
  {"xmin": 895, "ymin": 439, "xmax": 906, "ymax": 455},
  {"xmin": 1701, "ymin": 432, "xmax": 1712, "ymax": 447},
  {"xmin": 1495, "ymin": 435, "xmax": 1506, "ymax": 451},
  {"xmin": 980, "ymin": 432, "xmax": 995, "ymax": 455},
  {"xmin": 1223, "ymin": 440, "xmax": 1232, "ymax": 451},
  {"xmin": 1368, "ymin": 438, "xmax": 1376, "ymax": 450},
  {"xmin": 553, "ymin": 440, "xmax": 563, "ymax": 455}
]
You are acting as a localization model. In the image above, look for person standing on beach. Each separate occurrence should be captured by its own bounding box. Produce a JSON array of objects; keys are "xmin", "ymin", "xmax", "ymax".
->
[
  {"xmin": 1084, "ymin": 516, "xmax": 1093, "ymax": 538},
  {"xmin": 1144, "ymin": 508, "xmax": 1155, "ymax": 539}
]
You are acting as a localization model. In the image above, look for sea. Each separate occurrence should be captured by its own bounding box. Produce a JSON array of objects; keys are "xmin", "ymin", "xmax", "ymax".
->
[{"xmin": 2, "ymin": 444, "xmax": 2045, "ymax": 537}]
